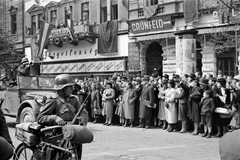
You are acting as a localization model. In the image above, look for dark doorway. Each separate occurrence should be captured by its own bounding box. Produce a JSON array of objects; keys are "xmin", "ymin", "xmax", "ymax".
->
[{"xmin": 146, "ymin": 42, "xmax": 163, "ymax": 76}]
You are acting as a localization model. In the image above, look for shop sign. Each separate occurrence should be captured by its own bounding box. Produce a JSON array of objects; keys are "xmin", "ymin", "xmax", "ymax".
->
[
  {"xmin": 115, "ymin": 60, "xmax": 124, "ymax": 71},
  {"xmin": 78, "ymin": 62, "xmax": 86, "ymax": 72},
  {"xmin": 69, "ymin": 63, "xmax": 77, "ymax": 73},
  {"xmin": 54, "ymin": 63, "xmax": 62, "ymax": 73},
  {"xmin": 105, "ymin": 61, "xmax": 115, "ymax": 71},
  {"xmin": 129, "ymin": 15, "xmax": 172, "ymax": 34},
  {"xmin": 128, "ymin": 42, "xmax": 140, "ymax": 70},
  {"xmin": 62, "ymin": 63, "xmax": 69, "ymax": 73},
  {"xmin": 95, "ymin": 61, "xmax": 104, "ymax": 72},
  {"xmin": 86, "ymin": 62, "xmax": 95, "ymax": 72}
]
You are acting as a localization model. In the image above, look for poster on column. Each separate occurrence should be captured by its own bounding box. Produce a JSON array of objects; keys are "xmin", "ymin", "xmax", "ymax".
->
[
  {"xmin": 104, "ymin": 61, "xmax": 115, "ymax": 72},
  {"xmin": 69, "ymin": 63, "xmax": 78, "ymax": 73},
  {"xmin": 62, "ymin": 63, "xmax": 69, "ymax": 73},
  {"xmin": 183, "ymin": 62, "xmax": 196, "ymax": 74},
  {"xmin": 86, "ymin": 62, "xmax": 95, "ymax": 72},
  {"xmin": 115, "ymin": 60, "xmax": 124, "ymax": 71},
  {"xmin": 54, "ymin": 64, "xmax": 62, "ymax": 73},
  {"xmin": 78, "ymin": 62, "xmax": 86, "ymax": 72},
  {"xmin": 95, "ymin": 61, "xmax": 104, "ymax": 72},
  {"xmin": 175, "ymin": 39, "xmax": 183, "ymax": 74},
  {"xmin": 182, "ymin": 39, "xmax": 196, "ymax": 62},
  {"xmin": 128, "ymin": 42, "xmax": 140, "ymax": 70}
]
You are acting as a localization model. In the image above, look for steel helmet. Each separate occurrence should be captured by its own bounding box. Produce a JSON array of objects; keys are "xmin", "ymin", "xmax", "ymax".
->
[
  {"xmin": 54, "ymin": 74, "xmax": 74, "ymax": 90},
  {"xmin": 21, "ymin": 57, "xmax": 29, "ymax": 64}
]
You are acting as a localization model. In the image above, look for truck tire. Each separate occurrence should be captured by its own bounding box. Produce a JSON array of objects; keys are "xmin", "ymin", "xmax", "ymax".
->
[{"xmin": 20, "ymin": 107, "xmax": 36, "ymax": 123}]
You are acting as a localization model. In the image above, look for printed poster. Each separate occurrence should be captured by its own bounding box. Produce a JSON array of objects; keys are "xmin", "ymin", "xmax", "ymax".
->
[
  {"xmin": 54, "ymin": 63, "xmax": 62, "ymax": 73},
  {"xmin": 62, "ymin": 63, "xmax": 69, "ymax": 73},
  {"xmin": 86, "ymin": 62, "xmax": 95, "ymax": 72},
  {"xmin": 115, "ymin": 60, "xmax": 124, "ymax": 71},
  {"xmin": 78, "ymin": 62, "xmax": 86, "ymax": 72},
  {"xmin": 95, "ymin": 61, "xmax": 104, "ymax": 72},
  {"xmin": 104, "ymin": 61, "xmax": 115, "ymax": 72},
  {"xmin": 69, "ymin": 63, "xmax": 78, "ymax": 73}
]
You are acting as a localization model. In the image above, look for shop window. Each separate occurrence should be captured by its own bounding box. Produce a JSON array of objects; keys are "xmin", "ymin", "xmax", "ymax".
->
[
  {"xmin": 11, "ymin": 14, "xmax": 17, "ymax": 34},
  {"xmin": 111, "ymin": 0, "xmax": 118, "ymax": 20},
  {"xmin": 50, "ymin": 10, "xmax": 57, "ymax": 25},
  {"xmin": 82, "ymin": 2, "xmax": 89, "ymax": 21},
  {"xmin": 65, "ymin": 5, "xmax": 72, "ymax": 25},
  {"xmin": 31, "ymin": 15, "xmax": 36, "ymax": 35},
  {"xmin": 100, "ymin": 0, "xmax": 107, "ymax": 23},
  {"xmin": 217, "ymin": 57, "xmax": 235, "ymax": 76},
  {"xmin": 37, "ymin": 13, "xmax": 42, "ymax": 29},
  {"xmin": 156, "ymin": 6, "xmax": 165, "ymax": 14},
  {"xmin": 138, "ymin": 9, "xmax": 144, "ymax": 17}
]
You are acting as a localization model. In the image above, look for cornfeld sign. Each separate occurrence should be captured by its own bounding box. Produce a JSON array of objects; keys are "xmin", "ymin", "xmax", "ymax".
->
[{"xmin": 129, "ymin": 15, "xmax": 172, "ymax": 34}]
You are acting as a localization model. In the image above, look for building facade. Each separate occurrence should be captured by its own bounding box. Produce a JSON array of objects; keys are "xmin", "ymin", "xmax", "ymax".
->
[
  {"xmin": 26, "ymin": 0, "xmax": 129, "ymax": 78},
  {"xmin": 128, "ymin": 0, "xmax": 240, "ymax": 77}
]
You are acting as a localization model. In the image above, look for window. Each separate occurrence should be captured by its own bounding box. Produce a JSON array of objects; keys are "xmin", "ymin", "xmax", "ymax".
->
[
  {"xmin": 82, "ymin": 2, "xmax": 89, "ymax": 21},
  {"xmin": 156, "ymin": 6, "xmax": 165, "ymax": 14},
  {"xmin": 11, "ymin": 14, "xmax": 17, "ymax": 34},
  {"xmin": 65, "ymin": 5, "xmax": 72, "ymax": 25},
  {"xmin": 37, "ymin": 13, "xmax": 42, "ymax": 29},
  {"xmin": 138, "ymin": 9, "xmax": 144, "ymax": 17},
  {"xmin": 31, "ymin": 15, "xmax": 36, "ymax": 35},
  {"xmin": 150, "ymin": 0, "xmax": 158, "ymax": 5},
  {"xmin": 50, "ymin": 10, "xmax": 57, "ymax": 25},
  {"xmin": 111, "ymin": 1, "xmax": 118, "ymax": 20},
  {"xmin": 100, "ymin": 0, "xmax": 107, "ymax": 23}
]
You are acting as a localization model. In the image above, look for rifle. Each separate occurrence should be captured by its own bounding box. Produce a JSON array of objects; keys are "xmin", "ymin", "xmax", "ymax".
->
[{"xmin": 71, "ymin": 93, "xmax": 90, "ymax": 125}]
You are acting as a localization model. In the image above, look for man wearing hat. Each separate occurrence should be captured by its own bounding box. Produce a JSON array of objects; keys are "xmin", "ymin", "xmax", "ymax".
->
[
  {"xmin": 111, "ymin": 76, "xmax": 121, "ymax": 125},
  {"xmin": 139, "ymin": 75, "xmax": 155, "ymax": 129},
  {"xmin": 17, "ymin": 57, "xmax": 32, "ymax": 76},
  {"xmin": 199, "ymin": 78, "xmax": 211, "ymax": 93}
]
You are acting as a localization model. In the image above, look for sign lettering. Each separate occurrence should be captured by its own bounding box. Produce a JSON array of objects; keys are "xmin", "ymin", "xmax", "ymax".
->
[{"xmin": 129, "ymin": 16, "xmax": 172, "ymax": 34}]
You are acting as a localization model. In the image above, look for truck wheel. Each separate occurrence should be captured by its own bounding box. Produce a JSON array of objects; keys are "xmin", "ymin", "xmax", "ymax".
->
[{"xmin": 20, "ymin": 107, "xmax": 36, "ymax": 123}]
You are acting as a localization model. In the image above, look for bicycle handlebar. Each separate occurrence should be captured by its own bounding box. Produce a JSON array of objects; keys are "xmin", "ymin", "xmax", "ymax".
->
[{"xmin": 40, "ymin": 125, "xmax": 62, "ymax": 132}]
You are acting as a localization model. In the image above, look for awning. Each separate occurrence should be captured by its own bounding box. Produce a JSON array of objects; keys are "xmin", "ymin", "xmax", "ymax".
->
[{"xmin": 135, "ymin": 32, "xmax": 175, "ymax": 42}]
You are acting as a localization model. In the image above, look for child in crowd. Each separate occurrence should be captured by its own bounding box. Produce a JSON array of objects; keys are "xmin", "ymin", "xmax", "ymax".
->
[
  {"xmin": 200, "ymin": 90, "xmax": 215, "ymax": 138},
  {"xmin": 115, "ymin": 95, "xmax": 125, "ymax": 126}
]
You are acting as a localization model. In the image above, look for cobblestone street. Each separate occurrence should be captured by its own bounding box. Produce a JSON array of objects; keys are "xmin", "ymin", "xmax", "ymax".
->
[{"xmin": 7, "ymin": 117, "xmax": 220, "ymax": 160}]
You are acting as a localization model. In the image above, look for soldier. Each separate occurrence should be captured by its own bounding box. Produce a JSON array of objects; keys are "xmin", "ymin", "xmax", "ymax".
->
[
  {"xmin": 37, "ymin": 74, "xmax": 89, "ymax": 159},
  {"xmin": 17, "ymin": 57, "xmax": 32, "ymax": 76}
]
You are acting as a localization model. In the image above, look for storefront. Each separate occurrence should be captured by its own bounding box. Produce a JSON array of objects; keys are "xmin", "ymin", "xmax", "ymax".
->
[{"xmin": 41, "ymin": 33, "xmax": 128, "ymax": 78}]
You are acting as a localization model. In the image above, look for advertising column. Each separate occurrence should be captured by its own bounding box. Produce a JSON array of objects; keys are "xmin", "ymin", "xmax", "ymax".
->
[{"xmin": 174, "ymin": 29, "xmax": 198, "ymax": 75}]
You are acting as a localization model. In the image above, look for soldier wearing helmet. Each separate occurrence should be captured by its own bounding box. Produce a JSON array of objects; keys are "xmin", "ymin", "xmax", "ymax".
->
[
  {"xmin": 37, "ymin": 74, "xmax": 88, "ymax": 126},
  {"xmin": 17, "ymin": 57, "xmax": 32, "ymax": 76},
  {"xmin": 37, "ymin": 74, "xmax": 89, "ymax": 159}
]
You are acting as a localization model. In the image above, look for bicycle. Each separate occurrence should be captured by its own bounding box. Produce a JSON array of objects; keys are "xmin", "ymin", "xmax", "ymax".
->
[
  {"xmin": 13, "ymin": 123, "xmax": 83, "ymax": 160},
  {"xmin": 13, "ymin": 93, "xmax": 92, "ymax": 160}
]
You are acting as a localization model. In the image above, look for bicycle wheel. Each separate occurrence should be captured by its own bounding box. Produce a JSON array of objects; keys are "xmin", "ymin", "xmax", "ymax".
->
[{"xmin": 13, "ymin": 143, "xmax": 37, "ymax": 160}]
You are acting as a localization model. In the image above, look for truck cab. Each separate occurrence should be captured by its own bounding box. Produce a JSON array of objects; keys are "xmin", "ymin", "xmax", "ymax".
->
[{"xmin": 0, "ymin": 75, "xmax": 56, "ymax": 123}]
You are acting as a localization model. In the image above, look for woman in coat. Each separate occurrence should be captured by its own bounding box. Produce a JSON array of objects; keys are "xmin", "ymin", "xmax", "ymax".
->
[
  {"xmin": 164, "ymin": 79, "xmax": 177, "ymax": 132},
  {"xmin": 175, "ymin": 81, "xmax": 189, "ymax": 133},
  {"xmin": 133, "ymin": 77, "xmax": 143, "ymax": 126},
  {"xmin": 188, "ymin": 79, "xmax": 202, "ymax": 135},
  {"xmin": 91, "ymin": 83, "xmax": 101, "ymax": 123},
  {"xmin": 124, "ymin": 82, "xmax": 137, "ymax": 127},
  {"xmin": 103, "ymin": 82, "xmax": 115, "ymax": 126},
  {"xmin": 158, "ymin": 79, "xmax": 168, "ymax": 129}
]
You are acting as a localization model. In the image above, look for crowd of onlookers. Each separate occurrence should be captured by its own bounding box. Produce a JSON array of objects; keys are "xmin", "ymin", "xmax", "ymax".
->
[{"xmin": 72, "ymin": 71, "xmax": 240, "ymax": 138}]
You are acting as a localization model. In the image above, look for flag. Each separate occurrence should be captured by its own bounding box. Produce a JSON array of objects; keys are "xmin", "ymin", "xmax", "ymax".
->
[
  {"xmin": 37, "ymin": 21, "xmax": 54, "ymax": 58},
  {"xmin": 183, "ymin": 0, "xmax": 199, "ymax": 23}
]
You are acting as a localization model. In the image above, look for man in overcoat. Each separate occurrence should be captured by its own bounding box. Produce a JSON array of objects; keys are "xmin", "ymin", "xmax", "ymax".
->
[
  {"xmin": 134, "ymin": 77, "xmax": 143, "ymax": 126},
  {"xmin": 139, "ymin": 75, "xmax": 155, "ymax": 129}
]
